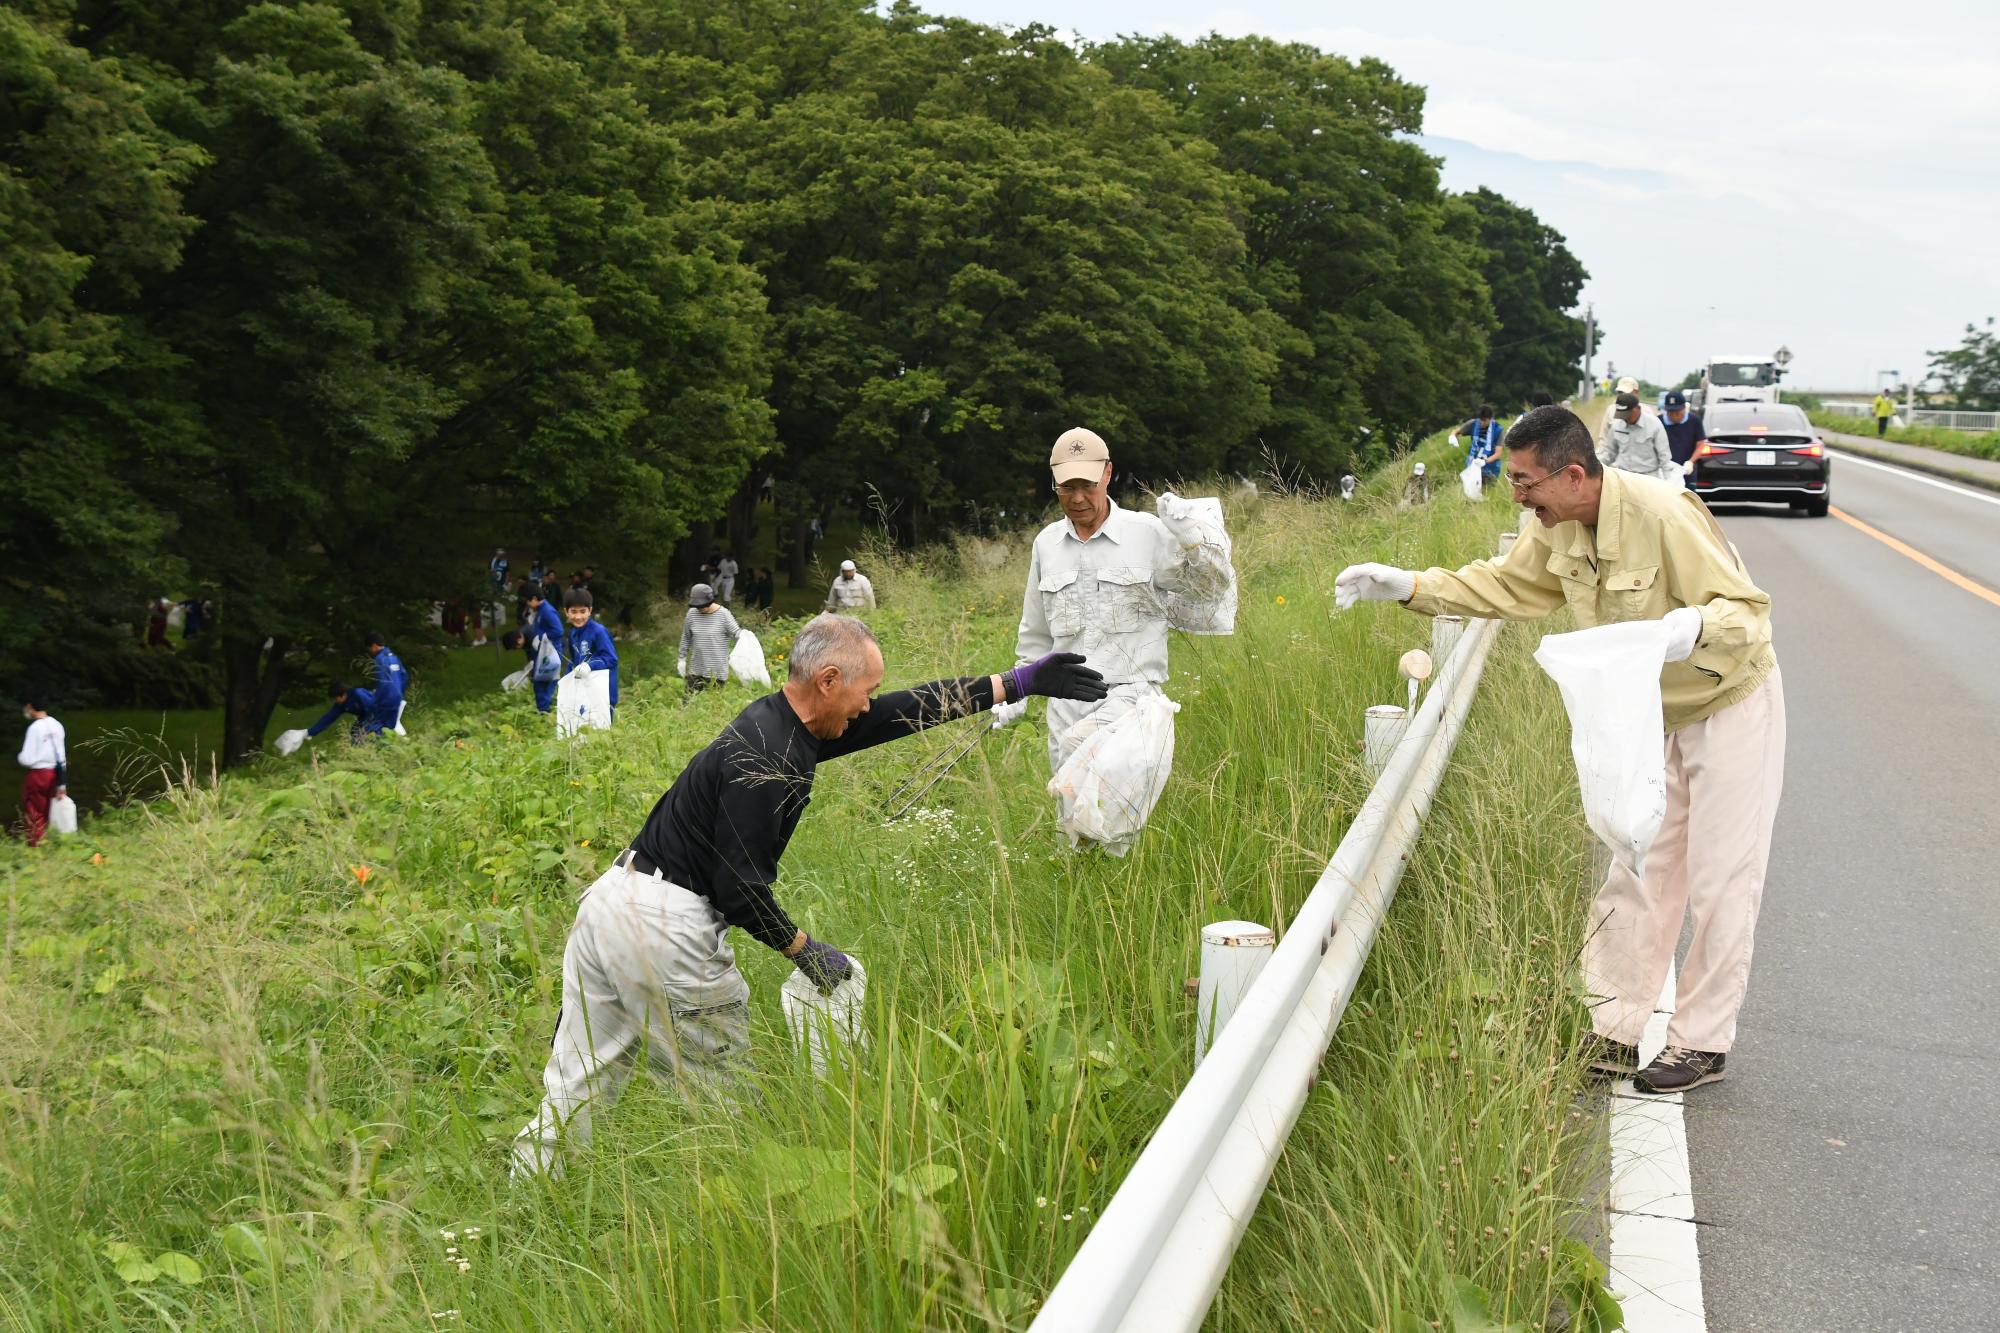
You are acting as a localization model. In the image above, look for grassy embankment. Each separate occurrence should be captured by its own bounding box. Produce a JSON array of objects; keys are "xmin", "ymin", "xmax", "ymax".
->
[
  {"xmin": 0, "ymin": 438, "xmax": 1614, "ymax": 1330},
  {"xmin": 1807, "ymin": 409, "xmax": 2000, "ymax": 463}
]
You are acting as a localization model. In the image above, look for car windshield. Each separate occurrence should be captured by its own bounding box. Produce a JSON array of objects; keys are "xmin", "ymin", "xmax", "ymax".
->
[
  {"xmin": 1709, "ymin": 363, "xmax": 1776, "ymax": 386},
  {"xmin": 1709, "ymin": 406, "xmax": 1811, "ymax": 435}
]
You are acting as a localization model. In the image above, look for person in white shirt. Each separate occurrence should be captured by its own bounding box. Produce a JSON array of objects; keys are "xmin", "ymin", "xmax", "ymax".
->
[
  {"xmin": 16, "ymin": 695, "xmax": 67, "ymax": 847},
  {"xmin": 1002, "ymin": 426, "xmax": 1230, "ymax": 853},
  {"xmin": 824, "ymin": 560, "xmax": 876, "ymax": 611},
  {"xmin": 716, "ymin": 553, "xmax": 740, "ymax": 604}
]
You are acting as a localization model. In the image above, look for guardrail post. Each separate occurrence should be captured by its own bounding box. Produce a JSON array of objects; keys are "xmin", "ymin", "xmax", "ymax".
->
[
  {"xmin": 1363, "ymin": 704, "xmax": 1408, "ymax": 780},
  {"xmin": 1195, "ymin": 922, "xmax": 1275, "ymax": 1066},
  {"xmin": 1430, "ymin": 614, "xmax": 1465, "ymax": 667}
]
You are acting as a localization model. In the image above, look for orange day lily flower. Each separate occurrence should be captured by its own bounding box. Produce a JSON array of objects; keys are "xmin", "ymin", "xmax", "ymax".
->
[{"xmin": 352, "ymin": 865, "xmax": 372, "ymax": 885}]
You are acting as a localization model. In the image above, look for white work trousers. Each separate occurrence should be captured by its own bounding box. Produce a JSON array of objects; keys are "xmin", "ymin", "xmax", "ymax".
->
[
  {"xmin": 1045, "ymin": 681, "xmax": 1169, "ymax": 856},
  {"xmin": 1584, "ymin": 666, "xmax": 1786, "ymax": 1053},
  {"xmin": 513, "ymin": 860, "xmax": 751, "ymax": 1176}
]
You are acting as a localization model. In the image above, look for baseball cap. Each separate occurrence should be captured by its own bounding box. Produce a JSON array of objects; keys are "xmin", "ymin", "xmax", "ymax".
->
[
  {"xmin": 1049, "ymin": 427, "xmax": 1110, "ymax": 485},
  {"xmin": 687, "ymin": 583, "xmax": 715, "ymax": 607},
  {"xmin": 1616, "ymin": 376, "xmax": 1638, "ymax": 394},
  {"xmin": 839, "ymin": 559, "xmax": 856, "ymax": 572},
  {"xmin": 1663, "ymin": 390, "xmax": 1687, "ymax": 409},
  {"xmin": 1615, "ymin": 391, "xmax": 1640, "ymax": 410}
]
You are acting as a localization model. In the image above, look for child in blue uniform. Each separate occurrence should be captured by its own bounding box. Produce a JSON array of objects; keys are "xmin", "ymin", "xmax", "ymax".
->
[
  {"xmin": 363, "ymin": 633, "xmax": 406, "ymax": 734},
  {"xmin": 523, "ymin": 586, "xmax": 565, "ymax": 713},
  {"xmin": 305, "ymin": 683, "xmax": 377, "ymax": 745},
  {"xmin": 561, "ymin": 588, "xmax": 619, "ymax": 716}
]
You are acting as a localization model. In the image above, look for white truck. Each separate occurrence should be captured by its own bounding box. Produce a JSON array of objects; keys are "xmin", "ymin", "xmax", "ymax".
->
[{"xmin": 1695, "ymin": 353, "xmax": 1784, "ymax": 411}]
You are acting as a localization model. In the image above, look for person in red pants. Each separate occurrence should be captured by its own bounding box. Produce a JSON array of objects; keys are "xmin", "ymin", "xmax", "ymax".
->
[{"xmin": 17, "ymin": 694, "xmax": 67, "ymax": 846}]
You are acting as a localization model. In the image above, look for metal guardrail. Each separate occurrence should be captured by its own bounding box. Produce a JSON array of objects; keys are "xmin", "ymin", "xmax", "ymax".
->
[
  {"xmin": 1820, "ymin": 402, "xmax": 2000, "ymax": 433},
  {"xmin": 1029, "ymin": 608, "xmax": 1503, "ymax": 1333}
]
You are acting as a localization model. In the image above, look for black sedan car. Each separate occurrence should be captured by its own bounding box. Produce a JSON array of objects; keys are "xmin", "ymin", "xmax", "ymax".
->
[{"xmin": 1688, "ymin": 402, "xmax": 1831, "ymax": 516}]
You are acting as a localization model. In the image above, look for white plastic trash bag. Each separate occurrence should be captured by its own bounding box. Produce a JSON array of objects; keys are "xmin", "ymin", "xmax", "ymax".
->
[
  {"xmin": 555, "ymin": 671, "xmax": 614, "ymax": 737},
  {"xmin": 1048, "ymin": 693, "xmax": 1180, "ymax": 855},
  {"xmin": 532, "ymin": 634, "xmax": 561, "ymax": 682},
  {"xmin": 501, "ymin": 667, "xmax": 530, "ymax": 692},
  {"xmin": 273, "ymin": 728, "xmax": 308, "ymax": 757},
  {"xmin": 1460, "ymin": 459, "xmax": 1484, "ymax": 500},
  {"xmin": 1533, "ymin": 620, "xmax": 1673, "ymax": 877},
  {"xmin": 1156, "ymin": 493, "xmax": 1237, "ymax": 635},
  {"xmin": 781, "ymin": 958, "xmax": 868, "ymax": 1077},
  {"xmin": 729, "ymin": 630, "xmax": 772, "ymax": 687},
  {"xmin": 393, "ymin": 700, "xmax": 408, "ymax": 738},
  {"xmin": 48, "ymin": 794, "xmax": 79, "ymax": 836}
]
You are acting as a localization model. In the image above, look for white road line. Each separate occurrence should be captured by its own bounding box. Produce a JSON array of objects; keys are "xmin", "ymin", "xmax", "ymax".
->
[
  {"xmin": 1828, "ymin": 447, "xmax": 2000, "ymax": 509},
  {"xmin": 1608, "ymin": 963, "xmax": 1708, "ymax": 1332}
]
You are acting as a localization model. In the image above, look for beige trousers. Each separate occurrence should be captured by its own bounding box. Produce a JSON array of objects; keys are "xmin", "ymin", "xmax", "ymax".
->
[
  {"xmin": 1584, "ymin": 666, "xmax": 1786, "ymax": 1053},
  {"xmin": 513, "ymin": 861, "xmax": 751, "ymax": 1176}
]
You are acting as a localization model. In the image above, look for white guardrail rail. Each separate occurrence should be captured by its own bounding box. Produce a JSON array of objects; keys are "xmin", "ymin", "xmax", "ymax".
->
[{"xmin": 1030, "ymin": 584, "xmax": 1506, "ymax": 1331}]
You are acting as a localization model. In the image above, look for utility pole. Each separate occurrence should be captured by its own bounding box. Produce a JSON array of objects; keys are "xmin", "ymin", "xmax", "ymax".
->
[{"xmin": 1582, "ymin": 303, "xmax": 1596, "ymax": 400}]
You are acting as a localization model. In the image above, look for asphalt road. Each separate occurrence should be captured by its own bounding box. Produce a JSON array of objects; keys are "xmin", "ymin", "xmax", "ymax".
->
[{"xmin": 1685, "ymin": 449, "xmax": 2000, "ymax": 1330}]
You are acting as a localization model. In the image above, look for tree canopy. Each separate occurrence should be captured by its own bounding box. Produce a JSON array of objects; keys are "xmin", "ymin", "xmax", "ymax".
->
[{"xmin": 3, "ymin": 0, "xmax": 1592, "ymax": 760}]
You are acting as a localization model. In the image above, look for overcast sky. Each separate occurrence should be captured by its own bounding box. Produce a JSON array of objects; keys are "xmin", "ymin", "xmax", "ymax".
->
[{"xmin": 916, "ymin": 1, "xmax": 2000, "ymax": 393}]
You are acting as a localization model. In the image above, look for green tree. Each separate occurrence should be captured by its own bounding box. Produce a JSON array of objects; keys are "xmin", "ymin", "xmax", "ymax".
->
[
  {"xmin": 1925, "ymin": 318, "xmax": 2000, "ymax": 409},
  {"xmin": 19, "ymin": 0, "xmax": 771, "ymax": 761},
  {"xmin": 1461, "ymin": 187, "xmax": 1590, "ymax": 410},
  {"xmin": 1092, "ymin": 33, "xmax": 1493, "ymax": 474},
  {"xmin": 0, "ymin": 8, "xmax": 203, "ymax": 683}
]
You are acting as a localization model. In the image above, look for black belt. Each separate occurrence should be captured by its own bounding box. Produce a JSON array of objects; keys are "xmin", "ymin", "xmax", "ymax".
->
[{"xmin": 616, "ymin": 847, "xmax": 665, "ymax": 880}]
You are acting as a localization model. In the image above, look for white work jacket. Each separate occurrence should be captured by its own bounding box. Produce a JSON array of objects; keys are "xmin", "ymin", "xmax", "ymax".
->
[{"xmin": 1016, "ymin": 499, "xmax": 1227, "ymax": 684}]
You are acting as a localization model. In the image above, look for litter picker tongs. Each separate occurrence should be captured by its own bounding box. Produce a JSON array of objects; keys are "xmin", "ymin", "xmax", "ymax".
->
[{"xmin": 880, "ymin": 716, "xmax": 1005, "ymax": 821}]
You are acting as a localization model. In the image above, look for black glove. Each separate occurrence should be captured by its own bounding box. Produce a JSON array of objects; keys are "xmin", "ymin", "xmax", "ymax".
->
[
  {"xmin": 792, "ymin": 935, "xmax": 854, "ymax": 995},
  {"xmin": 1006, "ymin": 651, "xmax": 1109, "ymax": 703}
]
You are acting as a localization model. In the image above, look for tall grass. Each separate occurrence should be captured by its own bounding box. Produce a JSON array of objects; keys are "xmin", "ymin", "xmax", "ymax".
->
[{"xmin": 0, "ymin": 444, "xmax": 1609, "ymax": 1330}]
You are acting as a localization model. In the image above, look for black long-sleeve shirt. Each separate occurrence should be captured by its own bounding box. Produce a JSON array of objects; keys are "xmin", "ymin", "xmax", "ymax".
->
[{"xmin": 630, "ymin": 676, "xmax": 998, "ymax": 951}]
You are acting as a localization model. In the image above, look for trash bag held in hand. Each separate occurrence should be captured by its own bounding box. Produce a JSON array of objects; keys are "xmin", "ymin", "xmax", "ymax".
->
[
  {"xmin": 555, "ymin": 671, "xmax": 614, "ymax": 737},
  {"xmin": 1048, "ymin": 692, "xmax": 1180, "ymax": 854},
  {"xmin": 531, "ymin": 635, "xmax": 562, "ymax": 683},
  {"xmin": 781, "ymin": 957, "xmax": 868, "ymax": 1078},
  {"xmin": 1459, "ymin": 459, "xmax": 1484, "ymax": 501},
  {"xmin": 728, "ymin": 630, "xmax": 772, "ymax": 687},
  {"xmin": 48, "ymin": 795, "xmax": 79, "ymax": 836},
  {"xmin": 273, "ymin": 728, "xmax": 308, "ymax": 757},
  {"xmin": 501, "ymin": 667, "xmax": 530, "ymax": 693},
  {"xmin": 1156, "ymin": 493, "xmax": 1237, "ymax": 635},
  {"xmin": 1533, "ymin": 620, "xmax": 1673, "ymax": 877}
]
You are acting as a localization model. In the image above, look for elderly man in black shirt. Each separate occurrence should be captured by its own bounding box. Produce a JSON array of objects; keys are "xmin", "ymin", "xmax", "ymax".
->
[{"xmin": 514, "ymin": 614, "xmax": 1106, "ymax": 1175}]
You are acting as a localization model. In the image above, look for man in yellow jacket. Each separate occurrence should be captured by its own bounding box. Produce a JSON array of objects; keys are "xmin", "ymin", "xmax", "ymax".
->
[
  {"xmin": 1334, "ymin": 405, "xmax": 1785, "ymax": 1095},
  {"xmin": 1871, "ymin": 391, "xmax": 1896, "ymax": 437}
]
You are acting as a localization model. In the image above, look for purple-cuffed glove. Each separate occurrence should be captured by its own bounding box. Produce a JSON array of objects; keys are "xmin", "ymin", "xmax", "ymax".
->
[
  {"xmin": 1006, "ymin": 651, "xmax": 1110, "ymax": 703},
  {"xmin": 792, "ymin": 935, "xmax": 854, "ymax": 995}
]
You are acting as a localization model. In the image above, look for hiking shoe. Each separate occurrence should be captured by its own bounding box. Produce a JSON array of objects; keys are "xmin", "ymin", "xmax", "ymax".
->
[
  {"xmin": 1581, "ymin": 1033, "xmax": 1641, "ymax": 1079},
  {"xmin": 1634, "ymin": 1046, "xmax": 1726, "ymax": 1094}
]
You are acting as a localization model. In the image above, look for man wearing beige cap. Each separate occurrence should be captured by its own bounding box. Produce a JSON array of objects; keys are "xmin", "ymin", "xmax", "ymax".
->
[
  {"xmin": 999, "ymin": 426, "xmax": 1230, "ymax": 853},
  {"xmin": 824, "ymin": 559, "xmax": 876, "ymax": 612}
]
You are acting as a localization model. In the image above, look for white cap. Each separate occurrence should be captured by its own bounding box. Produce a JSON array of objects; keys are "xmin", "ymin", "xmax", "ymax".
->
[
  {"xmin": 1616, "ymin": 375, "xmax": 1639, "ymax": 394},
  {"xmin": 840, "ymin": 559, "xmax": 856, "ymax": 572},
  {"xmin": 1049, "ymin": 427, "xmax": 1111, "ymax": 484}
]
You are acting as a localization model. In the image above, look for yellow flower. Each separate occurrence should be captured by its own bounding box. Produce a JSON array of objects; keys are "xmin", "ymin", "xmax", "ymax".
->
[
  {"xmin": 580, "ymin": 839, "xmax": 591, "ymax": 847},
  {"xmin": 1275, "ymin": 595, "xmax": 1287, "ymax": 605}
]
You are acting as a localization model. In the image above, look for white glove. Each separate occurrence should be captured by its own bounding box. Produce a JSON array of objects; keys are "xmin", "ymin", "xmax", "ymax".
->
[
  {"xmin": 274, "ymin": 729, "xmax": 308, "ymax": 757},
  {"xmin": 1155, "ymin": 491, "xmax": 1202, "ymax": 549},
  {"xmin": 1334, "ymin": 563, "xmax": 1417, "ymax": 611},
  {"xmin": 1680, "ymin": 459, "xmax": 1696, "ymax": 477},
  {"xmin": 1661, "ymin": 607, "xmax": 1702, "ymax": 663},
  {"xmin": 572, "ymin": 662, "xmax": 592, "ymax": 680},
  {"xmin": 676, "ymin": 656, "xmax": 687, "ymax": 678},
  {"xmin": 990, "ymin": 698, "xmax": 1029, "ymax": 729}
]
